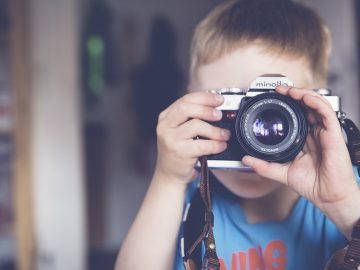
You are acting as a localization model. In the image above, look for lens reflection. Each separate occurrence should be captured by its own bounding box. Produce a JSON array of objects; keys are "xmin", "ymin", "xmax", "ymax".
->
[{"xmin": 252, "ymin": 109, "xmax": 289, "ymax": 145}]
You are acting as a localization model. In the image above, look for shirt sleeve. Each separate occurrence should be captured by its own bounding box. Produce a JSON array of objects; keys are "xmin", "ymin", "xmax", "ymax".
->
[{"xmin": 354, "ymin": 166, "xmax": 360, "ymax": 184}]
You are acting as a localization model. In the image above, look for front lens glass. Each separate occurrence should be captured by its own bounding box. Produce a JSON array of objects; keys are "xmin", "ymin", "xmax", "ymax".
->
[{"xmin": 252, "ymin": 109, "xmax": 289, "ymax": 145}]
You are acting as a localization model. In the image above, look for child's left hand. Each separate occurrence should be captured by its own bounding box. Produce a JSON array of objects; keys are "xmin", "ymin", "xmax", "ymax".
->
[{"xmin": 242, "ymin": 85, "xmax": 360, "ymax": 239}]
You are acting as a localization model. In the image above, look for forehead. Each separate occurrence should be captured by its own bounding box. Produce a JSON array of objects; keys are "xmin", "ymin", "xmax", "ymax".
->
[{"xmin": 191, "ymin": 45, "xmax": 314, "ymax": 91}]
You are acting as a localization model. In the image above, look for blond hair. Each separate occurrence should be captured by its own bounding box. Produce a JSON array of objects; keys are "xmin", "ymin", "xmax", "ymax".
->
[{"xmin": 190, "ymin": 0, "xmax": 331, "ymax": 85}]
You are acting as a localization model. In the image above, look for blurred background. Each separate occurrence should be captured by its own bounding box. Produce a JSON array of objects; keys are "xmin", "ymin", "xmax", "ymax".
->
[{"xmin": 0, "ymin": 0, "xmax": 359, "ymax": 269}]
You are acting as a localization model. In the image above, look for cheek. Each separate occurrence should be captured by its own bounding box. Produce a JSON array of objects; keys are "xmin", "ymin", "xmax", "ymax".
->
[{"xmin": 212, "ymin": 170, "xmax": 282, "ymax": 199}]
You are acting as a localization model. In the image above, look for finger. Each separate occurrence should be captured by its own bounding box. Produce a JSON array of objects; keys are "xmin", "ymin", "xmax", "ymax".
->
[
  {"xmin": 276, "ymin": 85, "xmax": 333, "ymax": 126},
  {"xmin": 176, "ymin": 119, "xmax": 231, "ymax": 141},
  {"xmin": 186, "ymin": 139, "xmax": 228, "ymax": 158},
  {"xmin": 162, "ymin": 103, "xmax": 223, "ymax": 128},
  {"xmin": 159, "ymin": 92, "xmax": 224, "ymax": 121},
  {"xmin": 306, "ymin": 108, "xmax": 319, "ymax": 126},
  {"xmin": 302, "ymin": 133, "xmax": 319, "ymax": 159},
  {"xmin": 181, "ymin": 91, "xmax": 224, "ymax": 106},
  {"xmin": 277, "ymin": 86, "xmax": 340, "ymax": 133},
  {"xmin": 275, "ymin": 85, "xmax": 292, "ymax": 95},
  {"xmin": 302, "ymin": 94, "xmax": 340, "ymax": 133},
  {"xmin": 241, "ymin": 155, "xmax": 288, "ymax": 185},
  {"xmin": 276, "ymin": 86, "xmax": 332, "ymax": 108}
]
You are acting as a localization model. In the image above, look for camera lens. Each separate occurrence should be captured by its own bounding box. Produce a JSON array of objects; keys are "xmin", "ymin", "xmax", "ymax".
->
[
  {"xmin": 235, "ymin": 93, "xmax": 308, "ymax": 163},
  {"xmin": 252, "ymin": 109, "xmax": 289, "ymax": 145}
]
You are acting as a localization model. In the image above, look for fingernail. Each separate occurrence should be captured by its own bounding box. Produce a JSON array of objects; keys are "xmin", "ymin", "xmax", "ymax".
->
[
  {"xmin": 221, "ymin": 129, "xmax": 231, "ymax": 138},
  {"xmin": 213, "ymin": 109, "xmax": 222, "ymax": 118},
  {"xmin": 276, "ymin": 85, "xmax": 291, "ymax": 91},
  {"xmin": 214, "ymin": 94, "xmax": 224, "ymax": 102},
  {"xmin": 242, "ymin": 156, "xmax": 252, "ymax": 166}
]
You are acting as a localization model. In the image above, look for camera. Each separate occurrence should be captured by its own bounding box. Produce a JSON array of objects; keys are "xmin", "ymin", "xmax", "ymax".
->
[{"xmin": 206, "ymin": 74, "xmax": 341, "ymax": 170}]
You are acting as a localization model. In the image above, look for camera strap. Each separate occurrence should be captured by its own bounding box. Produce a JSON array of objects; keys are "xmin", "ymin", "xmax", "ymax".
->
[
  {"xmin": 343, "ymin": 218, "xmax": 360, "ymax": 269},
  {"xmin": 325, "ymin": 218, "xmax": 360, "ymax": 270},
  {"xmin": 337, "ymin": 112, "xmax": 360, "ymax": 174},
  {"xmin": 183, "ymin": 156, "xmax": 220, "ymax": 270}
]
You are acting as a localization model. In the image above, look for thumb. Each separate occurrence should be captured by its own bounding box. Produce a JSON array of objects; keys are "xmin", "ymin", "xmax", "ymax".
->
[{"xmin": 242, "ymin": 155, "xmax": 288, "ymax": 185}]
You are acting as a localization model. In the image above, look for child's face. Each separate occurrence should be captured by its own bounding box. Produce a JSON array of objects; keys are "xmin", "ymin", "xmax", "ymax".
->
[{"xmin": 190, "ymin": 44, "xmax": 315, "ymax": 199}]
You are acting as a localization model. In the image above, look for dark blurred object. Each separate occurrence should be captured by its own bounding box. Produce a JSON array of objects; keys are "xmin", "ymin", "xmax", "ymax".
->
[
  {"xmin": 0, "ymin": 2, "xmax": 15, "ymax": 269},
  {"xmin": 0, "ymin": 261, "xmax": 15, "ymax": 270},
  {"xmin": 324, "ymin": 218, "xmax": 360, "ymax": 270},
  {"xmin": 130, "ymin": 16, "xmax": 184, "ymax": 174},
  {"xmin": 324, "ymin": 248, "xmax": 347, "ymax": 270},
  {"xmin": 0, "ymin": 0, "xmax": 10, "ymax": 32},
  {"xmin": 82, "ymin": 0, "xmax": 120, "ymax": 108},
  {"xmin": 356, "ymin": 0, "xmax": 360, "ymax": 93},
  {"xmin": 88, "ymin": 248, "xmax": 117, "ymax": 270},
  {"xmin": 85, "ymin": 123, "xmax": 107, "ymax": 248}
]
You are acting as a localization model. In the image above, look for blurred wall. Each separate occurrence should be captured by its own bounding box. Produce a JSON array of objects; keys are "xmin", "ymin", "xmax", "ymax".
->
[{"xmin": 29, "ymin": 0, "xmax": 86, "ymax": 269}]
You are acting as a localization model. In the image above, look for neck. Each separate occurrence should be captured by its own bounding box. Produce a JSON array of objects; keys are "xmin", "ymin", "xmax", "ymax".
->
[{"xmin": 239, "ymin": 186, "xmax": 300, "ymax": 224}]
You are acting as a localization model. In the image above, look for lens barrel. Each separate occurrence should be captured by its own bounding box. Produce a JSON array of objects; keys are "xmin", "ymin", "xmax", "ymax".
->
[{"xmin": 235, "ymin": 93, "xmax": 308, "ymax": 163}]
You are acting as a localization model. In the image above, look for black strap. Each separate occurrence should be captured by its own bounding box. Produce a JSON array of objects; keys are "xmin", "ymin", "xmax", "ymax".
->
[
  {"xmin": 343, "ymin": 219, "xmax": 360, "ymax": 269},
  {"xmin": 183, "ymin": 156, "xmax": 220, "ymax": 270},
  {"xmin": 182, "ymin": 186, "xmax": 205, "ymax": 269}
]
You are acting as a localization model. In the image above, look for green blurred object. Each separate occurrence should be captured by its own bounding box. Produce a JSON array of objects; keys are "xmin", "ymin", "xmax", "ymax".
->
[
  {"xmin": 82, "ymin": 1, "xmax": 119, "ymax": 108},
  {"xmin": 87, "ymin": 35, "xmax": 105, "ymax": 97}
]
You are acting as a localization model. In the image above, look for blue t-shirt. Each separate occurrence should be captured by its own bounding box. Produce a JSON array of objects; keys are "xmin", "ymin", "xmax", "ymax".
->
[{"xmin": 174, "ymin": 167, "xmax": 360, "ymax": 270}]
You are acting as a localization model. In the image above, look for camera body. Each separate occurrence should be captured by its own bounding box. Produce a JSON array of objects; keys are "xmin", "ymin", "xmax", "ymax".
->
[{"xmin": 207, "ymin": 75, "xmax": 341, "ymax": 170}]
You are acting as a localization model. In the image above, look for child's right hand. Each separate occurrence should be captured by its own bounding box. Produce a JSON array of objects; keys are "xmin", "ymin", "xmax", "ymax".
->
[{"xmin": 154, "ymin": 91, "xmax": 231, "ymax": 185}]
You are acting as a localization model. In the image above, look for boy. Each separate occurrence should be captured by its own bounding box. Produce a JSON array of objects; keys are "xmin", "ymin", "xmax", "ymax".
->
[{"xmin": 116, "ymin": 0, "xmax": 360, "ymax": 269}]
